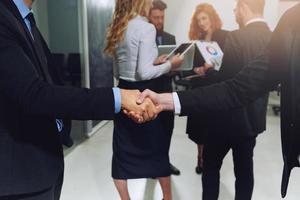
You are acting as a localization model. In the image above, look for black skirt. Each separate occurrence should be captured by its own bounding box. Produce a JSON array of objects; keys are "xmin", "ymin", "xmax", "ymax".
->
[{"xmin": 112, "ymin": 77, "xmax": 173, "ymax": 179}]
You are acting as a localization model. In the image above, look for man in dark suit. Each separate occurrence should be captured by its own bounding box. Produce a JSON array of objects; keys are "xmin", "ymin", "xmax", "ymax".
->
[
  {"xmin": 148, "ymin": 0, "xmax": 180, "ymax": 176},
  {"xmin": 189, "ymin": 0, "xmax": 271, "ymax": 199},
  {"xmin": 0, "ymin": 0, "xmax": 158, "ymax": 199},
  {"xmin": 138, "ymin": 2, "xmax": 300, "ymax": 198}
]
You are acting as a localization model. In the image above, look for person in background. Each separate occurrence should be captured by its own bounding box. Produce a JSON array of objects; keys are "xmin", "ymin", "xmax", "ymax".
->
[
  {"xmin": 185, "ymin": 3, "xmax": 229, "ymax": 175},
  {"xmin": 192, "ymin": 0, "xmax": 270, "ymax": 199},
  {"xmin": 105, "ymin": 0, "xmax": 183, "ymax": 199},
  {"xmin": 148, "ymin": 0, "xmax": 180, "ymax": 176}
]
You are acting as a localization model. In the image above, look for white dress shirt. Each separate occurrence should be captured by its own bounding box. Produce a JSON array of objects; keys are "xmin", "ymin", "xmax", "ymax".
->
[
  {"xmin": 245, "ymin": 18, "xmax": 266, "ymax": 27},
  {"xmin": 114, "ymin": 16, "xmax": 171, "ymax": 82}
]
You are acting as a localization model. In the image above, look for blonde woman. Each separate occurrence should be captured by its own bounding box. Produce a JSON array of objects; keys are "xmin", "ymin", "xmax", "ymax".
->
[{"xmin": 105, "ymin": 0, "xmax": 183, "ymax": 199}]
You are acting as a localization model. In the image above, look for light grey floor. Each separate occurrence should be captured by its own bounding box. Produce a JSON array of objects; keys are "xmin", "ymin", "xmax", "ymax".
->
[{"xmin": 60, "ymin": 114, "xmax": 300, "ymax": 200}]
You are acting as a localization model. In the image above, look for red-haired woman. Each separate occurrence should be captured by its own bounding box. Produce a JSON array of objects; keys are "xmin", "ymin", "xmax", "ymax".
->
[{"xmin": 186, "ymin": 3, "xmax": 229, "ymax": 174}]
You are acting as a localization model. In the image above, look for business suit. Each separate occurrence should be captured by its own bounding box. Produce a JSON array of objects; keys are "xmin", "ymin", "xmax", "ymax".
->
[
  {"xmin": 200, "ymin": 22, "xmax": 271, "ymax": 135},
  {"xmin": 0, "ymin": 0, "xmax": 115, "ymax": 198},
  {"xmin": 177, "ymin": 3, "xmax": 300, "ymax": 198},
  {"xmin": 191, "ymin": 22, "xmax": 272, "ymax": 200},
  {"xmin": 156, "ymin": 31, "xmax": 176, "ymax": 46}
]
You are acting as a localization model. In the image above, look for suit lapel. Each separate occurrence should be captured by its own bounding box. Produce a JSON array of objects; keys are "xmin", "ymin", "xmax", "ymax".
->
[
  {"xmin": 1, "ymin": 0, "xmax": 35, "ymax": 48},
  {"xmin": 0, "ymin": 0, "xmax": 52, "ymax": 83}
]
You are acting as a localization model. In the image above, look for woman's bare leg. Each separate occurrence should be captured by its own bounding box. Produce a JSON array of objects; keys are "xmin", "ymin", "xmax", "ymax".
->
[
  {"xmin": 198, "ymin": 144, "xmax": 204, "ymax": 168},
  {"xmin": 158, "ymin": 176, "xmax": 172, "ymax": 200},
  {"xmin": 113, "ymin": 179, "xmax": 130, "ymax": 200}
]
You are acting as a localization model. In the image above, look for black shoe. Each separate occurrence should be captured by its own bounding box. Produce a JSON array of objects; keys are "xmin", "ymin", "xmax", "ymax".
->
[
  {"xmin": 195, "ymin": 166, "xmax": 203, "ymax": 175},
  {"xmin": 170, "ymin": 163, "xmax": 181, "ymax": 176},
  {"xmin": 63, "ymin": 137, "xmax": 74, "ymax": 148}
]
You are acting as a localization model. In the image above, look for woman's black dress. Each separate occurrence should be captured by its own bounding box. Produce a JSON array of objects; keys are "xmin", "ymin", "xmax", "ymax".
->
[
  {"xmin": 112, "ymin": 77, "xmax": 172, "ymax": 179},
  {"xmin": 186, "ymin": 29, "xmax": 229, "ymax": 144}
]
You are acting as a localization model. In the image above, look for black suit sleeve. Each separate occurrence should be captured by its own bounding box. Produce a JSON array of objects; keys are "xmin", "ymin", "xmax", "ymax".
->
[
  {"xmin": 177, "ymin": 52, "xmax": 272, "ymax": 115},
  {"xmin": 0, "ymin": 26, "xmax": 115, "ymax": 120},
  {"xmin": 177, "ymin": 31, "xmax": 283, "ymax": 115}
]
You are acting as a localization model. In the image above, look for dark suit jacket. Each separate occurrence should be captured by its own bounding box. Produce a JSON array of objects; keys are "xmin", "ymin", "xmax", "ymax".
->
[
  {"xmin": 200, "ymin": 22, "xmax": 271, "ymax": 137},
  {"xmin": 0, "ymin": 0, "xmax": 115, "ymax": 196},
  {"xmin": 177, "ymin": 3, "xmax": 300, "ymax": 196},
  {"xmin": 157, "ymin": 31, "xmax": 176, "ymax": 46}
]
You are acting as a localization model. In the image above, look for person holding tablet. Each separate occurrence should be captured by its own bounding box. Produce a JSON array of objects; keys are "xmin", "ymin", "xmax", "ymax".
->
[{"xmin": 105, "ymin": 0, "xmax": 183, "ymax": 199}]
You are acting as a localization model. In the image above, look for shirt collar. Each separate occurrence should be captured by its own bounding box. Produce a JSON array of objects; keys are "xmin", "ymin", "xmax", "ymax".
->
[
  {"xmin": 137, "ymin": 15, "xmax": 149, "ymax": 22},
  {"xmin": 245, "ymin": 18, "xmax": 266, "ymax": 27},
  {"xmin": 12, "ymin": 0, "xmax": 31, "ymax": 19}
]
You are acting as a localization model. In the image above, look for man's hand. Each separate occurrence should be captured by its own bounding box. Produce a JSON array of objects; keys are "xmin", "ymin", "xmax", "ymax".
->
[
  {"xmin": 137, "ymin": 89, "xmax": 175, "ymax": 112},
  {"xmin": 122, "ymin": 89, "xmax": 175, "ymax": 123},
  {"xmin": 194, "ymin": 63, "xmax": 214, "ymax": 75},
  {"xmin": 121, "ymin": 89, "xmax": 161, "ymax": 123}
]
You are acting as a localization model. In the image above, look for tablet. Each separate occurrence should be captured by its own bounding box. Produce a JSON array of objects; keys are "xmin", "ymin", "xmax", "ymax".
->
[
  {"xmin": 158, "ymin": 45, "xmax": 176, "ymax": 56},
  {"xmin": 169, "ymin": 43, "xmax": 195, "ymax": 71},
  {"xmin": 167, "ymin": 43, "xmax": 194, "ymax": 58}
]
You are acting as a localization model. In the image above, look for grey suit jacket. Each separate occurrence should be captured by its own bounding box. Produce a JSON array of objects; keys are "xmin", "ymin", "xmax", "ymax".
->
[{"xmin": 156, "ymin": 31, "xmax": 176, "ymax": 46}]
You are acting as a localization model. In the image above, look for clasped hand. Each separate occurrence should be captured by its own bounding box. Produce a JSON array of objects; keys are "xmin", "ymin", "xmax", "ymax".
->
[{"xmin": 121, "ymin": 89, "xmax": 162, "ymax": 123}]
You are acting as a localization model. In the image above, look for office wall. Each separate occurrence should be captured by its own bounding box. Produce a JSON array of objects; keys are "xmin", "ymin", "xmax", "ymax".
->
[
  {"xmin": 86, "ymin": 0, "xmax": 115, "ymax": 88},
  {"xmin": 278, "ymin": 1, "xmax": 299, "ymax": 18},
  {"xmin": 164, "ymin": 0, "xmax": 279, "ymax": 43},
  {"xmin": 33, "ymin": 1, "xmax": 80, "ymax": 53}
]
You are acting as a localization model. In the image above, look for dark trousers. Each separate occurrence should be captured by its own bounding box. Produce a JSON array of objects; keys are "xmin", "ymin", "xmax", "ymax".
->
[
  {"xmin": 202, "ymin": 135, "xmax": 256, "ymax": 200},
  {"xmin": 0, "ymin": 173, "xmax": 63, "ymax": 200}
]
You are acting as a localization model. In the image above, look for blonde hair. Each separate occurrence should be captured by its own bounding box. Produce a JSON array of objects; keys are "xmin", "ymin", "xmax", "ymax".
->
[
  {"xmin": 189, "ymin": 3, "xmax": 222, "ymax": 40},
  {"xmin": 104, "ymin": 0, "xmax": 149, "ymax": 55}
]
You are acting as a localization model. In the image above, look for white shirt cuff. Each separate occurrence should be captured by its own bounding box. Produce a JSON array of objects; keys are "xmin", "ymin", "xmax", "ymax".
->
[{"xmin": 172, "ymin": 92, "xmax": 181, "ymax": 115}]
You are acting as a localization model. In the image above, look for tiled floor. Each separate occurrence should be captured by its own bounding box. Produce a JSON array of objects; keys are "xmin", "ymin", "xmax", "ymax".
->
[{"xmin": 60, "ymin": 114, "xmax": 300, "ymax": 200}]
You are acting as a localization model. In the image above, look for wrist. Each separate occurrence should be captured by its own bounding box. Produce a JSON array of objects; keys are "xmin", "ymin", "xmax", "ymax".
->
[
  {"xmin": 113, "ymin": 88, "xmax": 122, "ymax": 113},
  {"xmin": 158, "ymin": 93, "xmax": 174, "ymax": 111}
]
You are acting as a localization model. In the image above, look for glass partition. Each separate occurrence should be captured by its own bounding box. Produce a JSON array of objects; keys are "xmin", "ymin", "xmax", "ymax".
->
[
  {"xmin": 86, "ymin": 0, "xmax": 115, "ymax": 128},
  {"xmin": 33, "ymin": 0, "xmax": 115, "ymax": 142}
]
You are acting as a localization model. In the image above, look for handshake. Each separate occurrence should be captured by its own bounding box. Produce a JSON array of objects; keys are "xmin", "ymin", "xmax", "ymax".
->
[{"xmin": 120, "ymin": 89, "xmax": 175, "ymax": 123}]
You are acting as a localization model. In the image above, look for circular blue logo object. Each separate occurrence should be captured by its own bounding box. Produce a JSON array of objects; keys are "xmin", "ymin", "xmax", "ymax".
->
[{"xmin": 206, "ymin": 46, "xmax": 218, "ymax": 56}]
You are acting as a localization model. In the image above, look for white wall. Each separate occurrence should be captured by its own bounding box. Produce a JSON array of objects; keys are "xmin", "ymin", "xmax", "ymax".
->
[
  {"xmin": 278, "ymin": 1, "xmax": 299, "ymax": 19},
  {"xmin": 164, "ymin": 0, "xmax": 279, "ymax": 44}
]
